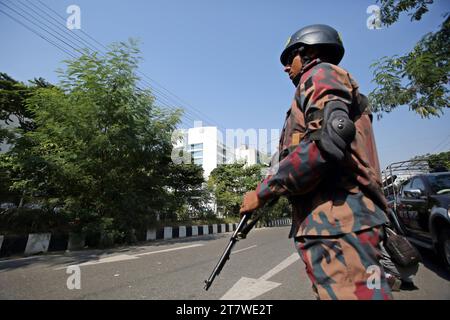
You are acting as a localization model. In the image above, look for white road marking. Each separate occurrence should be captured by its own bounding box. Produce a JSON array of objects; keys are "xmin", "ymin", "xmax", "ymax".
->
[
  {"xmin": 53, "ymin": 243, "xmax": 204, "ymax": 270},
  {"xmin": 54, "ymin": 254, "xmax": 138, "ymax": 270},
  {"xmin": 78, "ymin": 254, "xmax": 138, "ymax": 266},
  {"xmin": 220, "ymin": 277, "xmax": 281, "ymax": 300},
  {"xmin": 231, "ymin": 245, "xmax": 257, "ymax": 255},
  {"xmin": 258, "ymin": 253, "xmax": 299, "ymax": 281},
  {"xmin": 220, "ymin": 253, "xmax": 300, "ymax": 300},
  {"xmin": 134, "ymin": 243, "xmax": 204, "ymax": 257}
]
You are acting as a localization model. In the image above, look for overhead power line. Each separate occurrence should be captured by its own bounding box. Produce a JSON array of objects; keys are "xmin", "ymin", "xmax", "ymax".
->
[
  {"xmin": 0, "ymin": 0, "xmax": 199, "ymax": 127},
  {"xmin": 31, "ymin": 0, "xmax": 226, "ymax": 131},
  {"xmin": 1, "ymin": 0, "xmax": 258, "ymax": 159}
]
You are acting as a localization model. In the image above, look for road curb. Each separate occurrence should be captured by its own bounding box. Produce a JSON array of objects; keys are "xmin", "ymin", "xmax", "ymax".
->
[{"xmin": 0, "ymin": 218, "xmax": 291, "ymax": 258}]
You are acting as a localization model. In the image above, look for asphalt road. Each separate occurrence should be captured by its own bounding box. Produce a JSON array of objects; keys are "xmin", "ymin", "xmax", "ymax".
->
[{"xmin": 0, "ymin": 226, "xmax": 449, "ymax": 300}]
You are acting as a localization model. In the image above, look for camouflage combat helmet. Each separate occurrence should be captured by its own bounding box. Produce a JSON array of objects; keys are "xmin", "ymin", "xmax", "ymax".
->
[{"xmin": 280, "ymin": 24, "xmax": 345, "ymax": 66}]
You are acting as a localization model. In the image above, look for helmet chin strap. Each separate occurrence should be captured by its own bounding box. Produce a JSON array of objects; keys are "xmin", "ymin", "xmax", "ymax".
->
[{"xmin": 292, "ymin": 74, "xmax": 301, "ymax": 87}]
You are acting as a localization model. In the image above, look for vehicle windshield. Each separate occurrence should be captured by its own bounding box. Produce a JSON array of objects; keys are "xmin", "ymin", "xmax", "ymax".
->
[{"xmin": 426, "ymin": 174, "xmax": 450, "ymax": 195}]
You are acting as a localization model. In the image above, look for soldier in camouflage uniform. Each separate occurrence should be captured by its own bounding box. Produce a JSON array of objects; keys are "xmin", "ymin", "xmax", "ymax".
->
[{"xmin": 240, "ymin": 24, "xmax": 393, "ymax": 300}]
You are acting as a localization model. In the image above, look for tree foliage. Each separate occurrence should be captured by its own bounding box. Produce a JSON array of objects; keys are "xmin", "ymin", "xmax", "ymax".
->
[
  {"xmin": 208, "ymin": 163, "xmax": 263, "ymax": 217},
  {"xmin": 1, "ymin": 40, "xmax": 187, "ymax": 243},
  {"xmin": 378, "ymin": 0, "xmax": 434, "ymax": 26},
  {"xmin": 163, "ymin": 162, "xmax": 212, "ymax": 221},
  {"xmin": 369, "ymin": 0, "xmax": 449, "ymax": 118},
  {"xmin": 427, "ymin": 150, "xmax": 450, "ymax": 171},
  {"xmin": 0, "ymin": 74, "xmax": 53, "ymax": 204},
  {"xmin": 413, "ymin": 150, "xmax": 450, "ymax": 171},
  {"xmin": 207, "ymin": 162, "xmax": 289, "ymax": 220},
  {"xmin": 0, "ymin": 73, "xmax": 52, "ymax": 148}
]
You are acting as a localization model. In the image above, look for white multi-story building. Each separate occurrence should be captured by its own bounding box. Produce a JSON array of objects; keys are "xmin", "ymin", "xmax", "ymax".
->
[
  {"xmin": 174, "ymin": 124, "xmax": 270, "ymax": 216},
  {"xmin": 176, "ymin": 125, "xmax": 229, "ymax": 178},
  {"xmin": 234, "ymin": 144, "xmax": 269, "ymax": 167},
  {"xmin": 174, "ymin": 123, "xmax": 269, "ymax": 179}
]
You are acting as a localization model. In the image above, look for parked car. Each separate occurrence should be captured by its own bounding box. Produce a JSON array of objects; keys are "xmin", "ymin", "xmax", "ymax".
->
[{"xmin": 388, "ymin": 171, "xmax": 450, "ymax": 271}]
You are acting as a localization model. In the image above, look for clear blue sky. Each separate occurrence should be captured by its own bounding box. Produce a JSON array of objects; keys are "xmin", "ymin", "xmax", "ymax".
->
[{"xmin": 0, "ymin": 0, "xmax": 449, "ymax": 170}]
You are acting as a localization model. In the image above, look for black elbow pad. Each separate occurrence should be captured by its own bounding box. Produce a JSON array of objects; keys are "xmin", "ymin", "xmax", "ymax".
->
[{"xmin": 317, "ymin": 100, "xmax": 356, "ymax": 161}]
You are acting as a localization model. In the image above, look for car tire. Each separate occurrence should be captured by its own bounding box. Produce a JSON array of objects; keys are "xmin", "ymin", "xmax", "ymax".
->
[{"xmin": 438, "ymin": 226, "xmax": 450, "ymax": 273}]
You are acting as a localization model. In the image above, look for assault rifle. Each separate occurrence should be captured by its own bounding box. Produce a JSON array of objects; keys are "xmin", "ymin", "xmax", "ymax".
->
[{"xmin": 203, "ymin": 210, "xmax": 265, "ymax": 291}]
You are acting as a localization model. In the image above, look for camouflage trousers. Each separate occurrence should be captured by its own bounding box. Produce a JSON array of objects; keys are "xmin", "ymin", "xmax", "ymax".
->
[{"xmin": 294, "ymin": 226, "xmax": 393, "ymax": 300}]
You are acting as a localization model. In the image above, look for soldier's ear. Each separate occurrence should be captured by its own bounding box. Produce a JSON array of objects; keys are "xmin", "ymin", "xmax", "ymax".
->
[
  {"xmin": 304, "ymin": 46, "xmax": 317, "ymax": 58},
  {"xmin": 299, "ymin": 46, "xmax": 318, "ymax": 65}
]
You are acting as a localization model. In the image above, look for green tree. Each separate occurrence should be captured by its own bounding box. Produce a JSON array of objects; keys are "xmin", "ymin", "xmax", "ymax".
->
[
  {"xmin": 208, "ymin": 162, "xmax": 290, "ymax": 220},
  {"xmin": 163, "ymin": 163, "xmax": 212, "ymax": 221},
  {"xmin": 369, "ymin": 0, "xmax": 449, "ymax": 118},
  {"xmin": 0, "ymin": 73, "xmax": 52, "ymax": 204},
  {"xmin": 258, "ymin": 196, "xmax": 291, "ymax": 225},
  {"xmin": 378, "ymin": 0, "xmax": 434, "ymax": 25},
  {"xmin": 0, "ymin": 73, "xmax": 52, "ymax": 145},
  {"xmin": 208, "ymin": 163, "xmax": 264, "ymax": 217},
  {"xmin": 413, "ymin": 150, "xmax": 450, "ymax": 171},
  {"xmin": 427, "ymin": 150, "xmax": 450, "ymax": 171},
  {"xmin": 3, "ymin": 40, "xmax": 182, "ymax": 243}
]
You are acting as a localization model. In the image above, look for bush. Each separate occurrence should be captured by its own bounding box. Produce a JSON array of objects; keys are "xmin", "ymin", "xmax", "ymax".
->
[{"xmin": 0, "ymin": 207, "xmax": 69, "ymax": 235}]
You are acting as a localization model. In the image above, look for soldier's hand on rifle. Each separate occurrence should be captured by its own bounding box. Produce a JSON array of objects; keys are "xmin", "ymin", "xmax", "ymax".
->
[{"xmin": 239, "ymin": 191, "xmax": 266, "ymax": 216}]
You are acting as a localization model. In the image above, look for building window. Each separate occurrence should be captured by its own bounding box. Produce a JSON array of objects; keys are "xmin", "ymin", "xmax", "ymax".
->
[
  {"xmin": 194, "ymin": 157, "xmax": 203, "ymax": 165},
  {"xmin": 189, "ymin": 143, "xmax": 203, "ymax": 165},
  {"xmin": 190, "ymin": 143, "xmax": 203, "ymax": 151},
  {"xmin": 192, "ymin": 151, "xmax": 203, "ymax": 158}
]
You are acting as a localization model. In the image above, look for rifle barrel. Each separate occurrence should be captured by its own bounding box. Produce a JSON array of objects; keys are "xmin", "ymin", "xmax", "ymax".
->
[{"xmin": 203, "ymin": 213, "xmax": 251, "ymax": 291}]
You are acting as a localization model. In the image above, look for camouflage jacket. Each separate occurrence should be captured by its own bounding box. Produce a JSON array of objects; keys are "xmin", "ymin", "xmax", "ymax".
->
[{"xmin": 256, "ymin": 59, "xmax": 388, "ymax": 238}]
